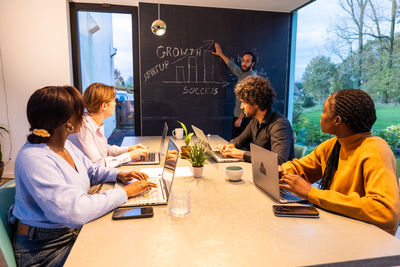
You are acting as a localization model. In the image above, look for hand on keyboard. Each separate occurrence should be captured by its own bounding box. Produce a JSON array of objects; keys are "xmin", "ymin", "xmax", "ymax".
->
[
  {"xmin": 130, "ymin": 149, "xmax": 148, "ymax": 161},
  {"xmin": 221, "ymin": 147, "xmax": 245, "ymax": 159},
  {"xmin": 279, "ymin": 173, "xmax": 311, "ymax": 200},
  {"xmin": 117, "ymin": 170, "xmax": 149, "ymax": 184},
  {"xmin": 123, "ymin": 180, "xmax": 158, "ymax": 198}
]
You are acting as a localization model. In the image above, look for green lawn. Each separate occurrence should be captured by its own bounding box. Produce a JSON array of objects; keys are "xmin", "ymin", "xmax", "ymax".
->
[
  {"xmin": 299, "ymin": 104, "xmax": 400, "ymax": 176},
  {"xmin": 300, "ymin": 104, "xmax": 400, "ymax": 131}
]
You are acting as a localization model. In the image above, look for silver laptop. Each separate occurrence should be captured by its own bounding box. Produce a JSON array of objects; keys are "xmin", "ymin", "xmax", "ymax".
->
[
  {"xmin": 123, "ymin": 122, "xmax": 168, "ymax": 165},
  {"xmin": 191, "ymin": 125, "xmax": 241, "ymax": 163},
  {"xmin": 116, "ymin": 138, "xmax": 179, "ymax": 207},
  {"xmin": 250, "ymin": 143, "xmax": 303, "ymax": 203}
]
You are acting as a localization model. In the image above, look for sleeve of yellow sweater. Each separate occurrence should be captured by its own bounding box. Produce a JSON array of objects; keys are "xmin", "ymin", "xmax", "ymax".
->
[
  {"xmin": 284, "ymin": 136, "xmax": 399, "ymax": 234},
  {"xmin": 307, "ymin": 142, "xmax": 399, "ymax": 234},
  {"xmin": 281, "ymin": 137, "xmax": 337, "ymax": 184}
]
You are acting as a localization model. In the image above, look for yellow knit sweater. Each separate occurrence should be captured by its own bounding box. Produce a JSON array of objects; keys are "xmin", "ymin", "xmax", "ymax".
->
[{"xmin": 282, "ymin": 132, "xmax": 400, "ymax": 235}]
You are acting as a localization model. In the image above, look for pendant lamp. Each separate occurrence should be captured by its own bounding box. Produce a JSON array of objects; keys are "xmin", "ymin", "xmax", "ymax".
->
[{"xmin": 151, "ymin": 3, "xmax": 166, "ymax": 36}]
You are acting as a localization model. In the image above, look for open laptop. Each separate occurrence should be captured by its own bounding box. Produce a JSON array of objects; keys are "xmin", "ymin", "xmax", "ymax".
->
[
  {"xmin": 191, "ymin": 125, "xmax": 241, "ymax": 163},
  {"xmin": 250, "ymin": 143, "xmax": 303, "ymax": 203},
  {"xmin": 116, "ymin": 138, "xmax": 180, "ymax": 207},
  {"xmin": 123, "ymin": 122, "xmax": 168, "ymax": 165}
]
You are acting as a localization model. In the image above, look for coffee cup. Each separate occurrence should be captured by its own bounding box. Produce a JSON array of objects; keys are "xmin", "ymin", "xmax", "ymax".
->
[
  {"xmin": 172, "ymin": 128, "xmax": 184, "ymax": 140},
  {"xmin": 225, "ymin": 165, "xmax": 244, "ymax": 181}
]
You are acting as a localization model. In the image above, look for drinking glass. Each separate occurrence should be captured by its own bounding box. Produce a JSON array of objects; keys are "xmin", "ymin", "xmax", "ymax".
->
[{"xmin": 169, "ymin": 190, "xmax": 191, "ymax": 217}]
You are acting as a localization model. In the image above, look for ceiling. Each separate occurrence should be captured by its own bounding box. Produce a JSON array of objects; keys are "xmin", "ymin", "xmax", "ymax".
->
[{"xmin": 71, "ymin": 0, "xmax": 316, "ymax": 13}]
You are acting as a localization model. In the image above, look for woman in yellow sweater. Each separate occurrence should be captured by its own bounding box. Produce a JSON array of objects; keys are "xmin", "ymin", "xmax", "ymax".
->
[{"xmin": 280, "ymin": 89, "xmax": 400, "ymax": 235}]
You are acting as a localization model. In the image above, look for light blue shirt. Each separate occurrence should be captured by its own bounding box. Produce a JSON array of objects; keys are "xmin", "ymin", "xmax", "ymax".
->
[{"xmin": 11, "ymin": 140, "xmax": 127, "ymax": 229}]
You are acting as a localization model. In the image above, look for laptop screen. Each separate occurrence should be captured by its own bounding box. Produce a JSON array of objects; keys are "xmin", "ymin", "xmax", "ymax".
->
[
  {"xmin": 161, "ymin": 138, "xmax": 180, "ymax": 197},
  {"xmin": 191, "ymin": 125, "xmax": 213, "ymax": 152},
  {"xmin": 159, "ymin": 122, "xmax": 168, "ymax": 156}
]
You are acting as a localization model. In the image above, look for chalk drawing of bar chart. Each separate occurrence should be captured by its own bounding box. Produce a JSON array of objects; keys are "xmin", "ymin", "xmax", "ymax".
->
[{"xmin": 163, "ymin": 50, "xmax": 228, "ymax": 86}]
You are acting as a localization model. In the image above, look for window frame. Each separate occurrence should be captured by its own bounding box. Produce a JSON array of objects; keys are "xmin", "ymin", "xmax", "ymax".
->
[{"xmin": 69, "ymin": 2, "xmax": 141, "ymax": 135}]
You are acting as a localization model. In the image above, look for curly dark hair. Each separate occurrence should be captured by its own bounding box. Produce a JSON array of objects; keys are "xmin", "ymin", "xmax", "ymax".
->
[
  {"xmin": 234, "ymin": 75, "xmax": 275, "ymax": 111},
  {"xmin": 27, "ymin": 86, "xmax": 85, "ymax": 144}
]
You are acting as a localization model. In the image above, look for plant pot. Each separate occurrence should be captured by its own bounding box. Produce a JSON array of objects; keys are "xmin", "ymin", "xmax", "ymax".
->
[
  {"xmin": 192, "ymin": 166, "xmax": 204, "ymax": 178},
  {"xmin": 0, "ymin": 161, "xmax": 4, "ymax": 180},
  {"xmin": 180, "ymin": 146, "xmax": 191, "ymax": 158}
]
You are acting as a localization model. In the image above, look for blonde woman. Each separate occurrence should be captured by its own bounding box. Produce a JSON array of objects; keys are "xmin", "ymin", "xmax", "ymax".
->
[{"xmin": 69, "ymin": 83, "xmax": 147, "ymax": 168}]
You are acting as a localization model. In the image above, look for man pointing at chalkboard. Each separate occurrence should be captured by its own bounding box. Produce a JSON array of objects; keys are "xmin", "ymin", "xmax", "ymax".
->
[{"xmin": 213, "ymin": 43, "xmax": 256, "ymax": 140}]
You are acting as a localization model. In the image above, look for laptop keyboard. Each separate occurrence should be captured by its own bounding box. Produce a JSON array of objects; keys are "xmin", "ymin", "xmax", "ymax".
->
[
  {"xmin": 280, "ymin": 189, "xmax": 301, "ymax": 201},
  {"xmin": 148, "ymin": 152, "xmax": 156, "ymax": 161},
  {"xmin": 130, "ymin": 178, "xmax": 164, "ymax": 205},
  {"xmin": 138, "ymin": 152, "xmax": 156, "ymax": 162}
]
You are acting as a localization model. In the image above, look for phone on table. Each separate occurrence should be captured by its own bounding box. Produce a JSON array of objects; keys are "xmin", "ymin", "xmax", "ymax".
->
[
  {"xmin": 273, "ymin": 205, "xmax": 319, "ymax": 218},
  {"xmin": 112, "ymin": 207, "xmax": 154, "ymax": 220}
]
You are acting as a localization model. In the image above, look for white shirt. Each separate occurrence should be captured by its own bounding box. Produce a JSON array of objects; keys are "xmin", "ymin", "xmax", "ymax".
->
[{"xmin": 69, "ymin": 113, "xmax": 131, "ymax": 168}]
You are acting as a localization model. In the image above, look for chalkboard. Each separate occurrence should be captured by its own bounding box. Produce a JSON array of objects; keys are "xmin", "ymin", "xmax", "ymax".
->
[{"xmin": 139, "ymin": 3, "xmax": 292, "ymax": 139}]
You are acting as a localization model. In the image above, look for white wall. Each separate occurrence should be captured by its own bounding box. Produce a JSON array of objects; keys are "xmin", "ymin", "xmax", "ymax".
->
[
  {"xmin": 0, "ymin": 0, "xmax": 72, "ymax": 176},
  {"xmin": 0, "ymin": 0, "xmax": 302, "ymax": 177}
]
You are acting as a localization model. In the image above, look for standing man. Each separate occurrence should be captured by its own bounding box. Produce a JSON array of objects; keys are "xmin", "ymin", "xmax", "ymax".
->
[
  {"xmin": 213, "ymin": 43, "xmax": 256, "ymax": 140},
  {"xmin": 217, "ymin": 75, "xmax": 294, "ymax": 164}
]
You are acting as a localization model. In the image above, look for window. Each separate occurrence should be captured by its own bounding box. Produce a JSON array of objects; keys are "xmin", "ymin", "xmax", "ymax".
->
[
  {"xmin": 70, "ymin": 3, "xmax": 140, "ymax": 144},
  {"xmin": 293, "ymin": 0, "xmax": 400, "ymax": 173}
]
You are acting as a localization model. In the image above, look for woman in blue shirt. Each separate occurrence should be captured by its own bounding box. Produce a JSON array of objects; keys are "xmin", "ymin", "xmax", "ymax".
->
[{"xmin": 9, "ymin": 86, "xmax": 156, "ymax": 267}]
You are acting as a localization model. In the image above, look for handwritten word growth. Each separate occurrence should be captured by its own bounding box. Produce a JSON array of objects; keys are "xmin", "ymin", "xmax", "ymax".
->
[{"xmin": 156, "ymin": 46, "xmax": 201, "ymax": 59}]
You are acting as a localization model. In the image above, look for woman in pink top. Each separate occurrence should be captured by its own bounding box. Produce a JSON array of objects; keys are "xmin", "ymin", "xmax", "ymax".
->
[{"xmin": 69, "ymin": 83, "xmax": 147, "ymax": 168}]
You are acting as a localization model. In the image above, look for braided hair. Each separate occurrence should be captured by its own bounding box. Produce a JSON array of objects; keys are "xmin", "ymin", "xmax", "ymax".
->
[{"xmin": 319, "ymin": 89, "xmax": 376, "ymax": 189}]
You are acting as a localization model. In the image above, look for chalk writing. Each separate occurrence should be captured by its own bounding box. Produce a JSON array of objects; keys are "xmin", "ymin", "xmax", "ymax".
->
[
  {"xmin": 143, "ymin": 60, "xmax": 169, "ymax": 82},
  {"xmin": 156, "ymin": 46, "xmax": 201, "ymax": 59},
  {"xmin": 182, "ymin": 86, "xmax": 218, "ymax": 95},
  {"xmin": 143, "ymin": 40, "xmax": 230, "ymax": 92}
]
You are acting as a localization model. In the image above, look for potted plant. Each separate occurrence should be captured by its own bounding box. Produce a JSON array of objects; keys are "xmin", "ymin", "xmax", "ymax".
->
[
  {"xmin": 177, "ymin": 121, "xmax": 194, "ymax": 158},
  {"xmin": 0, "ymin": 125, "xmax": 9, "ymax": 180},
  {"xmin": 184, "ymin": 141, "xmax": 212, "ymax": 178}
]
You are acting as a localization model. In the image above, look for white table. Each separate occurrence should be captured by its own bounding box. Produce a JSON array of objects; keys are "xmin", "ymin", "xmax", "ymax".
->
[{"xmin": 65, "ymin": 136, "xmax": 400, "ymax": 266}]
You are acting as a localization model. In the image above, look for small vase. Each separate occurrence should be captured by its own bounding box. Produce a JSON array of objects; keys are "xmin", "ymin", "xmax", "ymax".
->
[
  {"xmin": 180, "ymin": 146, "xmax": 191, "ymax": 158},
  {"xmin": 192, "ymin": 166, "xmax": 204, "ymax": 178}
]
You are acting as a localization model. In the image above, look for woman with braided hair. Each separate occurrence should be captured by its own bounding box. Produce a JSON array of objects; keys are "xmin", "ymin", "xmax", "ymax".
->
[{"xmin": 280, "ymin": 89, "xmax": 400, "ymax": 235}]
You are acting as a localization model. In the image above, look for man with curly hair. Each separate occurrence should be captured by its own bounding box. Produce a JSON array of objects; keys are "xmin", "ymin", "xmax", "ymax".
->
[
  {"xmin": 217, "ymin": 75, "xmax": 294, "ymax": 164},
  {"xmin": 213, "ymin": 43, "xmax": 256, "ymax": 139}
]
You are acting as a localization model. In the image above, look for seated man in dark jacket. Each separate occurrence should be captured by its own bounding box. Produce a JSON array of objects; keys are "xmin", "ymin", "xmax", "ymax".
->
[{"xmin": 217, "ymin": 75, "xmax": 294, "ymax": 164}]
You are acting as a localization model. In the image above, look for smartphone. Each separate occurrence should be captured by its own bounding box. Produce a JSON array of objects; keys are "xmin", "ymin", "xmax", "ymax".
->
[
  {"xmin": 273, "ymin": 205, "xmax": 319, "ymax": 218},
  {"xmin": 112, "ymin": 207, "xmax": 154, "ymax": 220}
]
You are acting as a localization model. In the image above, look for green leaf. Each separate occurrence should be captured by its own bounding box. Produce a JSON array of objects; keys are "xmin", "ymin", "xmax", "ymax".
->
[
  {"xmin": 184, "ymin": 140, "xmax": 211, "ymax": 167},
  {"xmin": 0, "ymin": 125, "xmax": 9, "ymax": 162},
  {"xmin": 184, "ymin": 132, "xmax": 194, "ymax": 146},
  {"xmin": 177, "ymin": 121, "xmax": 188, "ymax": 136}
]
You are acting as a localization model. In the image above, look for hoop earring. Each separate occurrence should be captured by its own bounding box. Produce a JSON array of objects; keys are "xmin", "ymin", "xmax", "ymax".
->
[{"xmin": 66, "ymin": 125, "xmax": 75, "ymax": 133}]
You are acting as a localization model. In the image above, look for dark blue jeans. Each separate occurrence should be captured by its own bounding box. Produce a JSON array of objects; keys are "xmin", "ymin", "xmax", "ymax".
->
[{"xmin": 13, "ymin": 226, "xmax": 80, "ymax": 267}]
